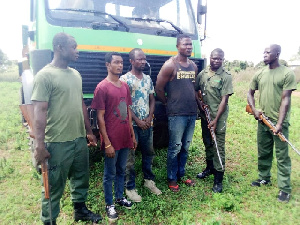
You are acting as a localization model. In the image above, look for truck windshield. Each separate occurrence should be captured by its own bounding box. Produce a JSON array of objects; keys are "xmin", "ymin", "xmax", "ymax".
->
[{"xmin": 46, "ymin": 0, "xmax": 197, "ymax": 37}]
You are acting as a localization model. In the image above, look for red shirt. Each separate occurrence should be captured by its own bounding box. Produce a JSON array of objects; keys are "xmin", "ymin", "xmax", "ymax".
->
[{"xmin": 91, "ymin": 79, "xmax": 133, "ymax": 150}]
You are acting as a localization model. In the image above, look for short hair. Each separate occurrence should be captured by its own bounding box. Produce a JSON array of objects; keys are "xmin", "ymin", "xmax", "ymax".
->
[
  {"xmin": 176, "ymin": 34, "xmax": 191, "ymax": 45},
  {"xmin": 105, "ymin": 52, "xmax": 122, "ymax": 63},
  {"xmin": 52, "ymin": 32, "xmax": 73, "ymax": 50},
  {"xmin": 270, "ymin": 44, "xmax": 281, "ymax": 55},
  {"xmin": 211, "ymin": 48, "xmax": 224, "ymax": 57},
  {"xmin": 129, "ymin": 48, "xmax": 143, "ymax": 60}
]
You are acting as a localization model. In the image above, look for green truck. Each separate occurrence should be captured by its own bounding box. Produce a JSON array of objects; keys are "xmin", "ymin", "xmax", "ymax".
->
[{"xmin": 19, "ymin": 0, "xmax": 207, "ymax": 155}]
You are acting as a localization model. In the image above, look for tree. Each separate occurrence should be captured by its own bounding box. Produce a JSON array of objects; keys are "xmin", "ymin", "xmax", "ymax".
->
[
  {"xmin": 0, "ymin": 49, "xmax": 8, "ymax": 65},
  {"xmin": 240, "ymin": 61, "xmax": 247, "ymax": 70}
]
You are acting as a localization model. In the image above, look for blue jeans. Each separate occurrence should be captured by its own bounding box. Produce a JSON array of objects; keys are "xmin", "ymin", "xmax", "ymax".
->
[
  {"xmin": 167, "ymin": 115, "xmax": 196, "ymax": 181},
  {"xmin": 103, "ymin": 148, "xmax": 129, "ymax": 205},
  {"xmin": 125, "ymin": 126, "xmax": 155, "ymax": 190}
]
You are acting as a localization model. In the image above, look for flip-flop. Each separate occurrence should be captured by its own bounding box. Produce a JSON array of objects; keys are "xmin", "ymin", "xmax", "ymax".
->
[
  {"xmin": 168, "ymin": 184, "xmax": 180, "ymax": 192},
  {"xmin": 182, "ymin": 179, "xmax": 196, "ymax": 187}
]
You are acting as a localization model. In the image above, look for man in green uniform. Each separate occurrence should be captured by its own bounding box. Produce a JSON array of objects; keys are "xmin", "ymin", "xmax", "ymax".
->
[
  {"xmin": 195, "ymin": 48, "xmax": 233, "ymax": 193},
  {"xmin": 247, "ymin": 44, "xmax": 297, "ymax": 203},
  {"xmin": 32, "ymin": 33, "xmax": 102, "ymax": 224}
]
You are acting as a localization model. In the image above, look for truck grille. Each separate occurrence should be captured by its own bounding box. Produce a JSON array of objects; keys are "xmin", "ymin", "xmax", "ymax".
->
[{"xmin": 69, "ymin": 51, "xmax": 205, "ymax": 95}]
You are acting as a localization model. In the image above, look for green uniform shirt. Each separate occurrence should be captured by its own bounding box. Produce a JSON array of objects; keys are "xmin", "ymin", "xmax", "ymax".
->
[
  {"xmin": 31, "ymin": 64, "xmax": 86, "ymax": 142},
  {"xmin": 249, "ymin": 65, "xmax": 297, "ymax": 123},
  {"xmin": 195, "ymin": 66, "xmax": 233, "ymax": 120}
]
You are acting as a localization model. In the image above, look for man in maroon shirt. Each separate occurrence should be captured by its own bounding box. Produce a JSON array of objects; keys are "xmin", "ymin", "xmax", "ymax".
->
[{"xmin": 91, "ymin": 52, "xmax": 137, "ymax": 222}]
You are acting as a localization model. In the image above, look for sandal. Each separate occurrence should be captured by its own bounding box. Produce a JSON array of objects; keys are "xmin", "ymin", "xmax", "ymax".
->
[
  {"xmin": 182, "ymin": 179, "xmax": 196, "ymax": 187},
  {"xmin": 168, "ymin": 181, "xmax": 180, "ymax": 192}
]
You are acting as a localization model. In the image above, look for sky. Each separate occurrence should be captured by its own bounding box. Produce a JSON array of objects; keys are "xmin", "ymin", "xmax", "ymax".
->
[{"xmin": 0, "ymin": 0, "xmax": 299, "ymax": 64}]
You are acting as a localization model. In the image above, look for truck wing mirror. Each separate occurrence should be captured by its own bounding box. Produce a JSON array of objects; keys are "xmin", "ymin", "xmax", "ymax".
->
[{"xmin": 197, "ymin": 0, "xmax": 207, "ymax": 24}]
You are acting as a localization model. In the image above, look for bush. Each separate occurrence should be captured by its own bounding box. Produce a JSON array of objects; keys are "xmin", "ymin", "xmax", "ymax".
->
[{"xmin": 294, "ymin": 67, "xmax": 300, "ymax": 83}]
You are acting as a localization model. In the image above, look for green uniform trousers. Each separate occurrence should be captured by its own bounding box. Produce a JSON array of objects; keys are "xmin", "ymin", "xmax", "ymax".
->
[
  {"xmin": 257, "ymin": 121, "xmax": 291, "ymax": 193},
  {"xmin": 41, "ymin": 137, "xmax": 89, "ymax": 222},
  {"xmin": 201, "ymin": 117, "xmax": 227, "ymax": 172}
]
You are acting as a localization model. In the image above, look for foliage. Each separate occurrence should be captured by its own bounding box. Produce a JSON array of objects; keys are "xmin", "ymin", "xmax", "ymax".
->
[
  {"xmin": 0, "ymin": 49, "xmax": 15, "ymax": 73},
  {"xmin": 224, "ymin": 60, "xmax": 253, "ymax": 72},
  {"xmin": 0, "ymin": 65, "xmax": 19, "ymax": 82},
  {"xmin": 0, "ymin": 49, "xmax": 8, "ymax": 65},
  {"xmin": 0, "ymin": 70, "xmax": 299, "ymax": 224}
]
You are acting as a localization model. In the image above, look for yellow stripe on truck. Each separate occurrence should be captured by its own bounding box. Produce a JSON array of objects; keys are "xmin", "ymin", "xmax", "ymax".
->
[{"xmin": 77, "ymin": 45, "xmax": 194, "ymax": 57}]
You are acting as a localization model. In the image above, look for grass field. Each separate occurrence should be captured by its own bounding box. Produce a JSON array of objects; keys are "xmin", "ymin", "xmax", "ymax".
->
[{"xmin": 0, "ymin": 67, "xmax": 299, "ymax": 225}]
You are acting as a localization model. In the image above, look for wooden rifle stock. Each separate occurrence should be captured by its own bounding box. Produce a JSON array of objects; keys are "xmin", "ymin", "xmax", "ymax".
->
[
  {"xmin": 246, "ymin": 104, "xmax": 300, "ymax": 156},
  {"xmin": 41, "ymin": 161, "xmax": 50, "ymax": 199},
  {"xmin": 41, "ymin": 159, "xmax": 53, "ymax": 224}
]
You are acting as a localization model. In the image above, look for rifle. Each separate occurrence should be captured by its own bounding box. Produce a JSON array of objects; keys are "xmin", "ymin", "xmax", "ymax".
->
[
  {"xmin": 246, "ymin": 104, "xmax": 300, "ymax": 156},
  {"xmin": 198, "ymin": 93, "xmax": 224, "ymax": 170},
  {"xmin": 41, "ymin": 160, "xmax": 53, "ymax": 225}
]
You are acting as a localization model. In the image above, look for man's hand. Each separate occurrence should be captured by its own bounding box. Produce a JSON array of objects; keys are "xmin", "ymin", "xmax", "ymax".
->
[
  {"xmin": 132, "ymin": 136, "xmax": 137, "ymax": 150},
  {"xmin": 253, "ymin": 109, "xmax": 262, "ymax": 121},
  {"xmin": 34, "ymin": 144, "xmax": 51, "ymax": 165},
  {"xmin": 208, "ymin": 119, "xmax": 217, "ymax": 132},
  {"xmin": 136, "ymin": 119, "xmax": 148, "ymax": 130},
  {"xmin": 105, "ymin": 145, "xmax": 115, "ymax": 158},
  {"xmin": 144, "ymin": 116, "xmax": 153, "ymax": 128},
  {"xmin": 273, "ymin": 123, "xmax": 283, "ymax": 135},
  {"xmin": 87, "ymin": 134, "xmax": 97, "ymax": 147}
]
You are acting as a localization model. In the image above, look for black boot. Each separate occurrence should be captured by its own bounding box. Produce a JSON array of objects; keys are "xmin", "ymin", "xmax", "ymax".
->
[
  {"xmin": 44, "ymin": 222, "xmax": 56, "ymax": 225},
  {"xmin": 212, "ymin": 171, "xmax": 224, "ymax": 193},
  {"xmin": 196, "ymin": 160, "xmax": 214, "ymax": 179},
  {"xmin": 74, "ymin": 202, "xmax": 102, "ymax": 223}
]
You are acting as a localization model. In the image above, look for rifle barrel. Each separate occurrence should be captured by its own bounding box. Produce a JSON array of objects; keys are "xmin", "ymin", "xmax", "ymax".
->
[{"xmin": 246, "ymin": 105, "xmax": 300, "ymax": 156}]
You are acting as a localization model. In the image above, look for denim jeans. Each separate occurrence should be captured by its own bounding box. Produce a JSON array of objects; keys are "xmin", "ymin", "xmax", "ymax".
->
[
  {"xmin": 103, "ymin": 148, "xmax": 129, "ymax": 205},
  {"xmin": 167, "ymin": 115, "xmax": 196, "ymax": 181},
  {"xmin": 125, "ymin": 126, "xmax": 155, "ymax": 190}
]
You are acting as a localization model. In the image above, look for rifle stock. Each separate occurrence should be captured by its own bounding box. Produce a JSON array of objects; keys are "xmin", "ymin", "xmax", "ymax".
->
[
  {"xmin": 41, "ymin": 159, "xmax": 53, "ymax": 224},
  {"xmin": 41, "ymin": 161, "xmax": 50, "ymax": 199},
  {"xmin": 246, "ymin": 104, "xmax": 300, "ymax": 156}
]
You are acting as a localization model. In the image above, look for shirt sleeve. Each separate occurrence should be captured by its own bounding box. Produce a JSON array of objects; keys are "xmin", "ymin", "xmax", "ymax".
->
[
  {"xmin": 283, "ymin": 70, "xmax": 297, "ymax": 91},
  {"xmin": 221, "ymin": 74, "xmax": 234, "ymax": 96},
  {"xmin": 31, "ymin": 72, "xmax": 51, "ymax": 102},
  {"xmin": 125, "ymin": 83, "xmax": 132, "ymax": 106},
  {"xmin": 148, "ymin": 76, "xmax": 155, "ymax": 94},
  {"xmin": 91, "ymin": 84, "xmax": 106, "ymax": 110},
  {"xmin": 249, "ymin": 72, "xmax": 259, "ymax": 90}
]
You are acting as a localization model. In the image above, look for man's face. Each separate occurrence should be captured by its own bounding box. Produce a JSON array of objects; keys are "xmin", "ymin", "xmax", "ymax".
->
[
  {"xmin": 210, "ymin": 51, "xmax": 224, "ymax": 70},
  {"xmin": 263, "ymin": 46, "xmax": 278, "ymax": 65},
  {"xmin": 61, "ymin": 37, "xmax": 79, "ymax": 62},
  {"xmin": 177, "ymin": 38, "xmax": 193, "ymax": 57},
  {"xmin": 131, "ymin": 51, "xmax": 146, "ymax": 72},
  {"xmin": 107, "ymin": 55, "xmax": 123, "ymax": 75}
]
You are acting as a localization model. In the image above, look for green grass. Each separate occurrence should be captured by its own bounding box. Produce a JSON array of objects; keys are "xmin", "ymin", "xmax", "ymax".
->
[{"xmin": 0, "ymin": 68, "xmax": 299, "ymax": 224}]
